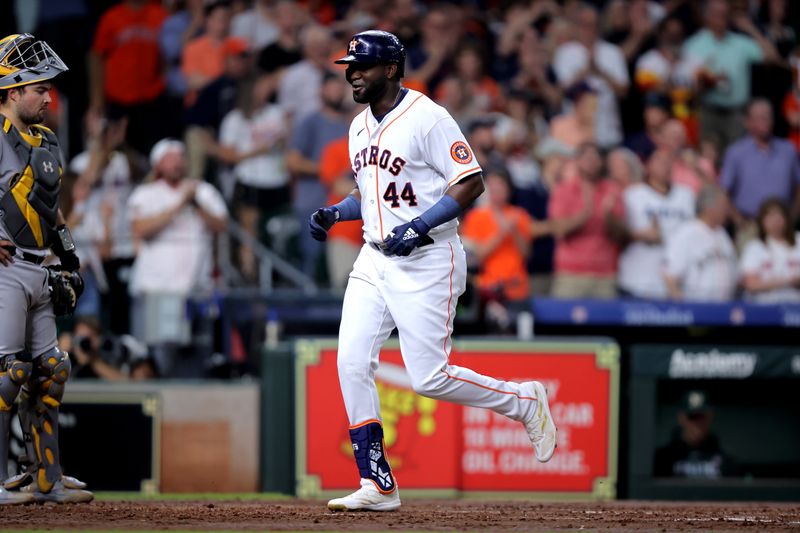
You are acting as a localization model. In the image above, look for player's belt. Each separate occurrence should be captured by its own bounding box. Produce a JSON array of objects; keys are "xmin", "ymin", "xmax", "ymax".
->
[
  {"xmin": 2, "ymin": 244, "xmax": 46, "ymax": 264},
  {"xmin": 17, "ymin": 251, "xmax": 46, "ymax": 264},
  {"xmin": 369, "ymin": 234, "xmax": 436, "ymax": 253}
]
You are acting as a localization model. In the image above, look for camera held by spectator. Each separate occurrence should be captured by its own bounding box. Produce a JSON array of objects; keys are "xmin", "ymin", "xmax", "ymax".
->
[{"xmin": 62, "ymin": 317, "xmax": 155, "ymax": 380}]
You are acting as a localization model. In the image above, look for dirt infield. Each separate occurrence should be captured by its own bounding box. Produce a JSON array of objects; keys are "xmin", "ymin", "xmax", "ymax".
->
[{"xmin": 2, "ymin": 499, "xmax": 799, "ymax": 532}]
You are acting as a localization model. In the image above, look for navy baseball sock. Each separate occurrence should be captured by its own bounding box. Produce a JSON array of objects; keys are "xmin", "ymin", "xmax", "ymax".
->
[{"xmin": 349, "ymin": 421, "xmax": 395, "ymax": 493}]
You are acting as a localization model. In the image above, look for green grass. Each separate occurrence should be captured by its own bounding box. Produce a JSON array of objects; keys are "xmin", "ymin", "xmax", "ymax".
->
[{"xmin": 94, "ymin": 492, "xmax": 293, "ymax": 501}]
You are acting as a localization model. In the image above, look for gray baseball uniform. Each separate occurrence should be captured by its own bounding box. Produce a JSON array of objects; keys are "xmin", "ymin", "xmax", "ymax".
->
[
  {"xmin": 0, "ymin": 120, "xmax": 69, "ymax": 495},
  {"xmin": 0, "ymin": 31, "xmax": 92, "ymax": 504},
  {"xmin": 0, "ymin": 126, "xmax": 58, "ymax": 357}
]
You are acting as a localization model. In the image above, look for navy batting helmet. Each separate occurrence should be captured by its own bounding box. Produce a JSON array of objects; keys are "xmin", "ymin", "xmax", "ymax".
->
[{"xmin": 334, "ymin": 30, "xmax": 405, "ymax": 78}]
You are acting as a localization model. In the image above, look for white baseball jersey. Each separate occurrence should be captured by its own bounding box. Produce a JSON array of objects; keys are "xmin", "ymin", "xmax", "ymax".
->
[
  {"xmin": 618, "ymin": 183, "xmax": 695, "ymax": 298},
  {"xmin": 337, "ymin": 87, "xmax": 543, "ymax": 436},
  {"xmin": 740, "ymin": 233, "xmax": 800, "ymax": 303},
  {"xmin": 664, "ymin": 219, "xmax": 738, "ymax": 301},
  {"xmin": 348, "ymin": 88, "xmax": 482, "ymax": 244}
]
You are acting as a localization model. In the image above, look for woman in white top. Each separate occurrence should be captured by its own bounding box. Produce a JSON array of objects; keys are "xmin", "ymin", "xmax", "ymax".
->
[
  {"xmin": 207, "ymin": 73, "xmax": 291, "ymax": 282},
  {"xmin": 740, "ymin": 199, "xmax": 800, "ymax": 303}
]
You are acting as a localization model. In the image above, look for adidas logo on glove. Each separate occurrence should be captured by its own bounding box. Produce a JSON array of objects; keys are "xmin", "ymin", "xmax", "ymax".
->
[{"xmin": 402, "ymin": 227, "xmax": 418, "ymax": 241}]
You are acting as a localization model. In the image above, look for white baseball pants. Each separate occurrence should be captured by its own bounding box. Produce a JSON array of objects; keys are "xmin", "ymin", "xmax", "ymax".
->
[{"xmin": 337, "ymin": 232, "xmax": 537, "ymax": 426}]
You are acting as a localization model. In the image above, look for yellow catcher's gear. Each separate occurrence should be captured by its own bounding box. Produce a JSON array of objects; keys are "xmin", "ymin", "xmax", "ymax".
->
[
  {"xmin": 0, "ymin": 117, "xmax": 63, "ymax": 249},
  {"xmin": 0, "ymin": 34, "xmax": 68, "ymax": 90},
  {"xmin": 19, "ymin": 347, "xmax": 71, "ymax": 494}
]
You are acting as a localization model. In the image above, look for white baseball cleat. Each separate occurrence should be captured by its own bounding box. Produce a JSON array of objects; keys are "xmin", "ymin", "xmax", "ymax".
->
[
  {"xmin": 327, "ymin": 478, "xmax": 401, "ymax": 511},
  {"xmin": 22, "ymin": 478, "xmax": 94, "ymax": 504},
  {"xmin": 521, "ymin": 381, "xmax": 558, "ymax": 462},
  {"xmin": 0, "ymin": 486, "xmax": 34, "ymax": 505},
  {"xmin": 62, "ymin": 475, "xmax": 88, "ymax": 490}
]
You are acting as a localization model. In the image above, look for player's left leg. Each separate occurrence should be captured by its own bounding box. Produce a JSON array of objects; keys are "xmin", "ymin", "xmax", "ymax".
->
[
  {"xmin": 19, "ymin": 286, "xmax": 93, "ymax": 503},
  {"xmin": 0, "ymin": 263, "xmax": 37, "ymax": 504},
  {"xmin": 385, "ymin": 236, "xmax": 556, "ymax": 462},
  {"xmin": 328, "ymin": 245, "xmax": 401, "ymax": 511},
  {"xmin": 18, "ymin": 346, "xmax": 93, "ymax": 503}
]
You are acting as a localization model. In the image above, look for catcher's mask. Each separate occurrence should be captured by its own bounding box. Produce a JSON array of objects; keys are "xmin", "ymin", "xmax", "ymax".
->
[{"xmin": 0, "ymin": 33, "xmax": 68, "ymax": 91}]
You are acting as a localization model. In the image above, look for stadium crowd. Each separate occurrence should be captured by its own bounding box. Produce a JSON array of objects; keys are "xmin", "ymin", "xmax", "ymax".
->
[{"xmin": 8, "ymin": 0, "xmax": 800, "ymax": 368}]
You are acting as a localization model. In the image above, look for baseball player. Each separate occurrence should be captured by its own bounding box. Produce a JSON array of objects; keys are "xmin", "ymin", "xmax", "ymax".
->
[
  {"xmin": 0, "ymin": 33, "xmax": 93, "ymax": 504},
  {"xmin": 309, "ymin": 31, "xmax": 557, "ymax": 512}
]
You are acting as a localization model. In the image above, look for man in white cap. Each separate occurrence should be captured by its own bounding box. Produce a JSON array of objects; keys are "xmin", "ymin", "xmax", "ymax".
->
[{"xmin": 127, "ymin": 139, "xmax": 228, "ymax": 374}]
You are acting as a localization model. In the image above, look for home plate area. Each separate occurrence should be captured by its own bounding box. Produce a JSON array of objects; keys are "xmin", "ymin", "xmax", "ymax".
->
[{"xmin": 2, "ymin": 499, "xmax": 799, "ymax": 531}]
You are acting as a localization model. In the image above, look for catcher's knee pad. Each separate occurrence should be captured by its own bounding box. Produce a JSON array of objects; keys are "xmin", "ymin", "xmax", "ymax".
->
[
  {"xmin": 0, "ymin": 353, "xmax": 33, "ymax": 411},
  {"xmin": 32, "ymin": 347, "xmax": 71, "ymax": 409}
]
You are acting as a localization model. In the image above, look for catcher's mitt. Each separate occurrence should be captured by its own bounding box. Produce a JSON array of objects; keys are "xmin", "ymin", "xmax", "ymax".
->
[{"xmin": 46, "ymin": 266, "xmax": 84, "ymax": 317}]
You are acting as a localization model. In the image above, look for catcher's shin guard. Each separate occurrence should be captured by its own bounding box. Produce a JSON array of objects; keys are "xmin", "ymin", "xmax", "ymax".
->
[
  {"xmin": 22, "ymin": 347, "xmax": 70, "ymax": 493},
  {"xmin": 0, "ymin": 354, "xmax": 32, "ymax": 481},
  {"xmin": 349, "ymin": 421, "xmax": 396, "ymax": 493}
]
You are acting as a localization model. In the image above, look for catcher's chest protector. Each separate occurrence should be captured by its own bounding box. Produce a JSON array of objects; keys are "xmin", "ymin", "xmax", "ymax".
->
[{"xmin": 0, "ymin": 116, "xmax": 62, "ymax": 250}]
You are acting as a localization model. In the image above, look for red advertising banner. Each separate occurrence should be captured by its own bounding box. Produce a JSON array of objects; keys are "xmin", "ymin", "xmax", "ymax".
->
[
  {"xmin": 295, "ymin": 340, "xmax": 618, "ymax": 499},
  {"xmin": 304, "ymin": 348, "xmax": 461, "ymax": 491}
]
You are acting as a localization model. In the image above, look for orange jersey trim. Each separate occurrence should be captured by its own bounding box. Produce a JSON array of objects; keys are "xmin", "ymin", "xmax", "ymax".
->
[
  {"xmin": 366, "ymin": 477, "xmax": 397, "ymax": 495},
  {"xmin": 373, "ymin": 94, "xmax": 424, "ymax": 240},
  {"xmin": 447, "ymin": 166, "xmax": 482, "ymax": 187},
  {"xmin": 377, "ymin": 94, "xmax": 424, "ymax": 142},
  {"xmin": 438, "ymin": 249, "xmax": 537, "ymax": 401},
  {"xmin": 440, "ymin": 369, "xmax": 538, "ymax": 401},
  {"xmin": 349, "ymin": 418, "xmax": 382, "ymax": 430},
  {"xmin": 443, "ymin": 242, "xmax": 455, "ymax": 360}
]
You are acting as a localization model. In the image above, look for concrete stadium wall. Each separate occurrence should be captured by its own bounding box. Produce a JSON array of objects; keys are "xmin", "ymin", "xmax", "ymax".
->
[{"xmin": 65, "ymin": 381, "xmax": 260, "ymax": 492}]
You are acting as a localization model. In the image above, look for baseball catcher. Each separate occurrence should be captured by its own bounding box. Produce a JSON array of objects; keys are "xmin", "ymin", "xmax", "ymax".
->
[{"xmin": 0, "ymin": 33, "xmax": 92, "ymax": 504}]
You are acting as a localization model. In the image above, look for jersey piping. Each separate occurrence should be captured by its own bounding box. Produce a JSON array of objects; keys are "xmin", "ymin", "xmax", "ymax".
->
[
  {"xmin": 448, "ymin": 166, "xmax": 482, "ymax": 187},
  {"xmin": 371, "ymin": 93, "xmax": 424, "ymax": 241}
]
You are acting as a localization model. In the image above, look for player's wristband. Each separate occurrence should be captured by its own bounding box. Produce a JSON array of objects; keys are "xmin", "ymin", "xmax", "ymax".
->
[
  {"xmin": 418, "ymin": 195, "xmax": 461, "ymax": 231},
  {"xmin": 56, "ymin": 225, "xmax": 76, "ymax": 253},
  {"xmin": 332, "ymin": 195, "xmax": 361, "ymax": 221}
]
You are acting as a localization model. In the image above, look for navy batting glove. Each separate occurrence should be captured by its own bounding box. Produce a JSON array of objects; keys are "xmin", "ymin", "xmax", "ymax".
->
[
  {"xmin": 383, "ymin": 218, "xmax": 432, "ymax": 257},
  {"xmin": 309, "ymin": 207, "xmax": 339, "ymax": 242}
]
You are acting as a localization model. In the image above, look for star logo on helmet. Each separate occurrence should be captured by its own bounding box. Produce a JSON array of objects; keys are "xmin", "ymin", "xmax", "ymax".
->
[{"xmin": 348, "ymin": 39, "xmax": 359, "ymax": 53}]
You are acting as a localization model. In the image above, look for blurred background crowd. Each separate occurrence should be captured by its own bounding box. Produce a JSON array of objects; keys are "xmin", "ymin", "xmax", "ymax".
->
[{"xmin": 6, "ymin": 0, "xmax": 800, "ymax": 376}]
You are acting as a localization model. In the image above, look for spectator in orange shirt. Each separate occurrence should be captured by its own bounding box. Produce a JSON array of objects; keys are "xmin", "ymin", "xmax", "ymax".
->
[
  {"xmin": 319, "ymin": 136, "xmax": 362, "ymax": 289},
  {"xmin": 182, "ymin": 1, "xmax": 233, "ymax": 106},
  {"xmin": 461, "ymin": 169, "xmax": 533, "ymax": 304},
  {"xmin": 89, "ymin": 0, "xmax": 169, "ymax": 154}
]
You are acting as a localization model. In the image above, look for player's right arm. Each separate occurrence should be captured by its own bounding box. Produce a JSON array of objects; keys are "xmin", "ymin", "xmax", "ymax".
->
[
  {"xmin": 308, "ymin": 186, "xmax": 361, "ymax": 242},
  {"xmin": 445, "ymin": 173, "xmax": 484, "ymax": 210}
]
